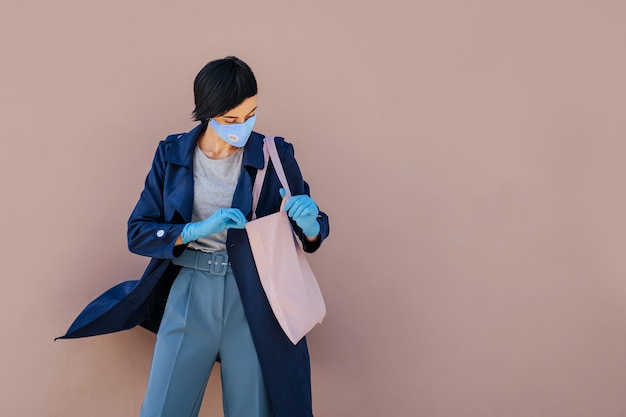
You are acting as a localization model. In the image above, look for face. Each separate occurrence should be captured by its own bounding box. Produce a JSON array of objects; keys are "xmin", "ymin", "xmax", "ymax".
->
[{"xmin": 212, "ymin": 95, "xmax": 258, "ymax": 125}]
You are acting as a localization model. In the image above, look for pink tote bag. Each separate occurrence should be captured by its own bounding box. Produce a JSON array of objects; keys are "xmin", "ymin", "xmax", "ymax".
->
[{"xmin": 245, "ymin": 136, "xmax": 326, "ymax": 345}]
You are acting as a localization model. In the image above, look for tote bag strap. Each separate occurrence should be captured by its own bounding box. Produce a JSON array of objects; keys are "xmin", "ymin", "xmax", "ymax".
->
[
  {"xmin": 251, "ymin": 136, "xmax": 271, "ymax": 220},
  {"xmin": 251, "ymin": 136, "xmax": 292, "ymax": 220}
]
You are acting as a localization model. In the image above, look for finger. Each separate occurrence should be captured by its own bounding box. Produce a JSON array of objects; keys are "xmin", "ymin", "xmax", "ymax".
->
[
  {"xmin": 226, "ymin": 219, "xmax": 246, "ymax": 229},
  {"xmin": 298, "ymin": 198, "xmax": 317, "ymax": 213},
  {"xmin": 295, "ymin": 203, "xmax": 317, "ymax": 220},
  {"xmin": 222, "ymin": 210, "xmax": 244, "ymax": 225},
  {"xmin": 287, "ymin": 196, "xmax": 313, "ymax": 217},
  {"xmin": 285, "ymin": 196, "xmax": 304, "ymax": 217},
  {"xmin": 305, "ymin": 200, "xmax": 319, "ymax": 216},
  {"xmin": 283, "ymin": 196, "xmax": 294, "ymax": 212},
  {"xmin": 234, "ymin": 210, "xmax": 249, "ymax": 227},
  {"xmin": 291, "ymin": 203, "xmax": 309, "ymax": 220},
  {"xmin": 226, "ymin": 208, "xmax": 245, "ymax": 220},
  {"xmin": 224, "ymin": 216, "xmax": 247, "ymax": 230},
  {"xmin": 279, "ymin": 188, "xmax": 286, "ymax": 199},
  {"xmin": 212, "ymin": 208, "xmax": 226, "ymax": 218},
  {"xmin": 233, "ymin": 212, "xmax": 248, "ymax": 228},
  {"xmin": 233, "ymin": 210, "xmax": 248, "ymax": 225}
]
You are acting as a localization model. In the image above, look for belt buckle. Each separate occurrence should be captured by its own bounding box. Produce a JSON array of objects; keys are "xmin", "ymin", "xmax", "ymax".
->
[{"xmin": 209, "ymin": 252, "xmax": 228, "ymax": 276}]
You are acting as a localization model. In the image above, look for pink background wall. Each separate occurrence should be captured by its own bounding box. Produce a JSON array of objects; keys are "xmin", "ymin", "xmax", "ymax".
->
[{"xmin": 2, "ymin": 1, "xmax": 626, "ymax": 416}]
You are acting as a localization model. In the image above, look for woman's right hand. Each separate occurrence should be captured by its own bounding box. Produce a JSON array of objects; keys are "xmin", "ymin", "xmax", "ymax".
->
[{"xmin": 180, "ymin": 208, "xmax": 248, "ymax": 244}]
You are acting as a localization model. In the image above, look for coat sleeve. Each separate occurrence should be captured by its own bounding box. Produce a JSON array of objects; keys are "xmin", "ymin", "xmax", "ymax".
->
[
  {"xmin": 277, "ymin": 139, "xmax": 330, "ymax": 253},
  {"xmin": 127, "ymin": 140, "xmax": 186, "ymax": 259}
]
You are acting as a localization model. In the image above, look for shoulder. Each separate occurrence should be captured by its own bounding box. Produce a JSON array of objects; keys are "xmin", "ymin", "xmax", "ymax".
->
[
  {"xmin": 157, "ymin": 132, "xmax": 186, "ymax": 154},
  {"xmin": 153, "ymin": 124, "xmax": 204, "ymax": 165},
  {"xmin": 252, "ymin": 131, "xmax": 292, "ymax": 150},
  {"xmin": 153, "ymin": 133, "xmax": 185, "ymax": 154},
  {"xmin": 267, "ymin": 135, "xmax": 296, "ymax": 158},
  {"xmin": 272, "ymin": 135, "xmax": 290, "ymax": 148},
  {"xmin": 163, "ymin": 131, "xmax": 187, "ymax": 143}
]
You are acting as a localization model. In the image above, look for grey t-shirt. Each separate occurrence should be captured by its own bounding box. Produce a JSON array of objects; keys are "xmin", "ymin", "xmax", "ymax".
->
[{"xmin": 187, "ymin": 145, "xmax": 244, "ymax": 252}]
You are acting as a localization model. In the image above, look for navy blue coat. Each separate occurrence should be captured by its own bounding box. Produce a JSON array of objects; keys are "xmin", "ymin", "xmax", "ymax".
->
[{"xmin": 58, "ymin": 124, "xmax": 330, "ymax": 417}]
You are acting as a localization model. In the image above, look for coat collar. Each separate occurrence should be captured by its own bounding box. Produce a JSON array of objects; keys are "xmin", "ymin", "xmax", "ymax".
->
[{"xmin": 164, "ymin": 123, "xmax": 266, "ymax": 170}]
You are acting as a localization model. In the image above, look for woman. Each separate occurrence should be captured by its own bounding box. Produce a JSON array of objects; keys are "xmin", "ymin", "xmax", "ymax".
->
[{"xmin": 59, "ymin": 56, "xmax": 329, "ymax": 417}]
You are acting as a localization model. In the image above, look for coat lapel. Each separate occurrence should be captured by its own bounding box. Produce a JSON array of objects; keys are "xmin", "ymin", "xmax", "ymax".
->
[
  {"xmin": 163, "ymin": 126, "xmax": 200, "ymax": 223},
  {"xmin": 231, "ymin": 132, "xmax": 266, "ymax": 218},
  {"xmin": 168, "ymin": 172, "xmax": 194, "ymax": 222}
]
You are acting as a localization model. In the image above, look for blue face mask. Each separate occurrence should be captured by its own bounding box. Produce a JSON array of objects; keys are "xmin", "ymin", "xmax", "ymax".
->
[{"xmin": 208, "ymin": 114, "xmax": 257, "ymax": 147}]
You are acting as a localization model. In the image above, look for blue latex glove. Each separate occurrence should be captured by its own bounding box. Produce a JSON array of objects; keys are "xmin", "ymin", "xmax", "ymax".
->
[
  {"xmin": 181, "ymin": 208, "xmax": 247, "ymax": 244},
  {"xmin": 280, "ymin": 188, "xmax": 321, "ymax": 238}
]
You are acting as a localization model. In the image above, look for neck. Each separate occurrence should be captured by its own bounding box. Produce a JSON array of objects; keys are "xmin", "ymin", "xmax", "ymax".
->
[{"xmin": 198, "ymin": 126, "xmax": 238, "ymax": 159}]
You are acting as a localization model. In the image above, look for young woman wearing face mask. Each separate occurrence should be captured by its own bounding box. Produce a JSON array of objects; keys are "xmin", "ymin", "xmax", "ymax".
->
[{"xmin": 59, "ymin": 56, "xmax": 329, "ymax": 417}]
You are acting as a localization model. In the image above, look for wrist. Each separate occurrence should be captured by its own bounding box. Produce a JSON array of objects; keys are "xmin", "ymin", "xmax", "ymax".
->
[
  {"xmin": 302, "ymin": 221, "xmax": 321, "ymax": 238},
  {"xmin": 181, "ymin": 223, "xmax": 196, "ymax": 244}
]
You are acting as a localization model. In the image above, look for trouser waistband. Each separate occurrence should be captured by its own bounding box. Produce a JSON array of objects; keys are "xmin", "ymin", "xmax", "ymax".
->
[{"xmin": 171, "ymin": 249, "xmax": 230, "ymax": 276}]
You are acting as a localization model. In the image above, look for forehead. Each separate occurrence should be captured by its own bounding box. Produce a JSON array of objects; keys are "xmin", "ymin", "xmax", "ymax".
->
[{"xmin": 223, "ymin": 96, "xmax": 257, "ymax": 116}]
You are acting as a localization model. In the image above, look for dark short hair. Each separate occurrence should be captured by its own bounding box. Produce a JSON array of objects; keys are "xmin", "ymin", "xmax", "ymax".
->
[{"xmin": 192, "ymin": 56, "xmax": 257, "ymax": 123}]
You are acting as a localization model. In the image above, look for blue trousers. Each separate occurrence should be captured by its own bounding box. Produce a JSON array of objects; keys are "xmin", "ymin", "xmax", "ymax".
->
[{"xmin": 139, "ymin": 253, "xmax": 271, "ymax": 417}]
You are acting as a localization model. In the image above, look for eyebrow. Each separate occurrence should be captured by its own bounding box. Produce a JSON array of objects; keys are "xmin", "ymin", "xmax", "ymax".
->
[{"xmin": 222, "ymin": 106, "xmax": 257, "ymax": 119}]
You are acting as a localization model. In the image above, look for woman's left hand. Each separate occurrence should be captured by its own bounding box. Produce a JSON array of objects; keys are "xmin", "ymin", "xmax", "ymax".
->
[{"xmin": 280, "ymin": 188, "xmax": 321, "ymax": 238}]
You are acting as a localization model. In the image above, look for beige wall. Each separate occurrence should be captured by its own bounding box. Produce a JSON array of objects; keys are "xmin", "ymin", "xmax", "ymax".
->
[{"xmin": 2, "ymin": 1, "xmax": 626, "ymax": 416}]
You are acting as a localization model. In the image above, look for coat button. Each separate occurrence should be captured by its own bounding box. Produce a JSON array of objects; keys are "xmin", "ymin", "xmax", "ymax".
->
[{"xmin": 156, "ymin": 230, "xmax": 165, "ymax": 238}]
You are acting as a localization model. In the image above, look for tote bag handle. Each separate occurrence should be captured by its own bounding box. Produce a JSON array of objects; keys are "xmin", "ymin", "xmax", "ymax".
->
[{"xmin": 251, "ymin": 136, "xmax": 291, "ymax": 220}]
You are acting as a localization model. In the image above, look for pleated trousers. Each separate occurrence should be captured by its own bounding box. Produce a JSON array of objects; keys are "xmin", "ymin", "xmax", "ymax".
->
[{"xmin": 139, "ymin": 259, "xmax": 271, "ymax": 417}]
